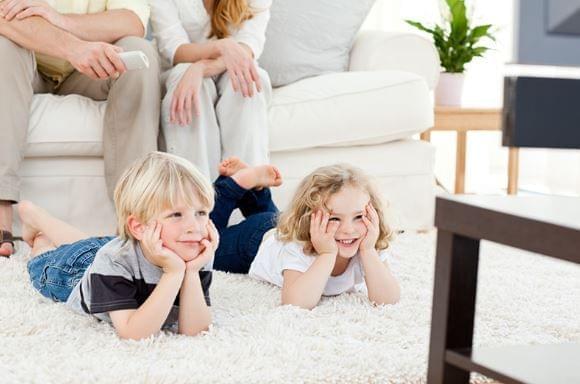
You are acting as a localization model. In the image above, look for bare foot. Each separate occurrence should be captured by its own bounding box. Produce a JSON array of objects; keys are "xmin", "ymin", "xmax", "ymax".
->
[
  {"xmin": 231, "ymin": 165, "xmax": 283, "ymax": 190},
  {"xmin": 0, "ymin": 202, "xmax": 14, "ymax": 257},
  {"xmin": 17, "ymin": 201, "xmax": 41, "ymax": 247},
  {"xmin": 219, "ymin": 157, "xmax": 248, "ymax": 177},
  {"xmin": 0, "ymin": 242, "xmax": 13, "ymax": 257}
]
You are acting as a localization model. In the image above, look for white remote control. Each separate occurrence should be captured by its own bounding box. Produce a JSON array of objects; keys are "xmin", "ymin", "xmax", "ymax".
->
[{"xmin": 118, "ymin": 51, "xmax": 150, "ymax": 71}]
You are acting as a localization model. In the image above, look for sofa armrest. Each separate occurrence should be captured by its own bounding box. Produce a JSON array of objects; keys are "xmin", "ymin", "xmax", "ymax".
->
[{"xmin": 349, "ymin": 30, "xmax": 440, "ymax": 90}]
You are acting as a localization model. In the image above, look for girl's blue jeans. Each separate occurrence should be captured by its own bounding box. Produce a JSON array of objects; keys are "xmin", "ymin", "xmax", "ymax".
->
[{"xmin": 211, "ymin": 176, "xmax": 278, "ymax": 274}]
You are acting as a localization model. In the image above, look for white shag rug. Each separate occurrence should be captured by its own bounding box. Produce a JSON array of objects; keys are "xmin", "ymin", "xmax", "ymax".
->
[{"xmin": 1, "ymin": 232, "xmax": 579, "ymax": 383}]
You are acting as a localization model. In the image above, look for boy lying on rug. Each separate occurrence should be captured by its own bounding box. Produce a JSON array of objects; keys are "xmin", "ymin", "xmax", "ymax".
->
[{"xmin": 19, "ymin": 152, "xmax": 399, "ymax": 340}]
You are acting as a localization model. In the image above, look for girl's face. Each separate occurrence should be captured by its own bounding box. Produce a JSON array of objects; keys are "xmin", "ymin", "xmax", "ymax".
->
[{"xmin": 325, "ymin": 185, "xmax": 371, "ymax": 259}]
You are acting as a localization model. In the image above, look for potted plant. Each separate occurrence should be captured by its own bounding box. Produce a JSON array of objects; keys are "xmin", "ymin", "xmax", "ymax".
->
[{"xmin": 406, "ymin": 0, "xmax": 495, "ymax": 105}]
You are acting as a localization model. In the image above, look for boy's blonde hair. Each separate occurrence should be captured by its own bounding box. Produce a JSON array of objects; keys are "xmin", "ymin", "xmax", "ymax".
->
[
  {"xmin": 113, "ymin": 152, "xmax": 214, "ymax": 240},
  {"xmin": 277, "ymin": 164, "xmax": 392, "ymax": 255}
]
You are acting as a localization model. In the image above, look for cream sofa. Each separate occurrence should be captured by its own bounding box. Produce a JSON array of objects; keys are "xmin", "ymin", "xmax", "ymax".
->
[{"xmin": 16, "ymin": 30, "xmax": 439, "ymax": 236}]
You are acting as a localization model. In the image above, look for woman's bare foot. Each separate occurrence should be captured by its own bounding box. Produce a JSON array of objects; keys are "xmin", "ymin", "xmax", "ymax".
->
[
  {"xmin": 231, "ymin": 165, "xmax": 283, "ymax": 190},
  {"xmin": 17, "ymin": 201, "xmax": 42, "ymax": 247},
  {"xmin": 219, "ymin": 157, "xmax": 248, "ymax": 177}
]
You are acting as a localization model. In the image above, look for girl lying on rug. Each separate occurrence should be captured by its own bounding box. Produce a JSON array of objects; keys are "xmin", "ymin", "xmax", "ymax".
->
[{"xmin": 19, "ymin": 153, "xmax": 399, "ymax": 339}]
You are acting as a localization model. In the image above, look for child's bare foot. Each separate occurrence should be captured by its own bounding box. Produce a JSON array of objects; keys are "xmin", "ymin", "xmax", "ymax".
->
[
  {"xmin": 17, "ymin": 201, "xmax": 41, "ymax": 247},
  {"xmin": 219, "ymin": 157, "xmax": 248, "ymax": 177},
  {"xmin": 231, "ymin": 165, "xmax": 283, "ymax": 190}
]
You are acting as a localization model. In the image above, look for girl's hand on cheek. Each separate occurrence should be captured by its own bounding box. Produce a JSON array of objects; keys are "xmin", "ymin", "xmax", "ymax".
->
[
  {"xmin": 360, "ymin": 204, "xmax": 380, "ymax": 254},
  {"xmin": 309, "ymin": 210, "xmax": 339, "ymax": 256},
  {"xmin": 141, "ymin": 221, "xmax": 185, "ymax": 274}
]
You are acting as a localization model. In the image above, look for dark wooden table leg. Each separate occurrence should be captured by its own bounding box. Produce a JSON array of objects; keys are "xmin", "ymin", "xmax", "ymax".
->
[{"xmin": 427, "ymin": 230, "xmax": 481, "ymax": 384}]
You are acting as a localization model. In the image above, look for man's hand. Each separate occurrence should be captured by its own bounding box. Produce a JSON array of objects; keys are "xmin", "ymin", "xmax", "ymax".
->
[
  {"xmin": 309, "ymin": 210, "xmax": 339, "ymax": 257},
  {"xmin": 1, "ymin": 0, "xmax": 67, "ymax": 29},
  {"xmin": 215, "ymin": 38, "xmax": 261, "ymax": 98},
  {"xmin": 185, "ymin": 221, "xmax": 219, "ymax": 272},
  {"xmin": 66, "ymin": 40, "xmax": 127, "ymax": 80},
  {"xmin": 171, "ymin": 62, "xmax": 204, "ymax": 125},
  {"xmin": 141, "ymin": 221, "xmax": 186, "ymax": 275}
]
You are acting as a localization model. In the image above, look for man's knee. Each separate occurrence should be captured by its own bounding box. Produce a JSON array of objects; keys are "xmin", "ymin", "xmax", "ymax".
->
[
  {"xmin": 0, "ymin": 35, "xmax": 33, "ymax": 65},
  {"xmin": 114, "ymin": 36, "xmax": 160, "ymax": 74},
  {"xmin": 112, "ymin": 37, "xmax": 160, "ymax": 93}
]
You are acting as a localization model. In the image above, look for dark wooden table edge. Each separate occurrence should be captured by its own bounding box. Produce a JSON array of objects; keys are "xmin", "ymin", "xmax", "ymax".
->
[{"xmin": 434, "ymin": 196, "xmax": 580, "ymax": 264}]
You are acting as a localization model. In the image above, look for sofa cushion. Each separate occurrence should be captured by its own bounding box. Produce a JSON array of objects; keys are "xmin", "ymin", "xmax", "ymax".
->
[
  {"xmin": 258, "ymin": 0, "xmax": 376, "ymax": 87},
  {"xmin": 25, "ymin": 94, "xmax": 105, "ymax": 158},
  {"xmin": 268, "ymin": 70, "xmax": 432, "ymax": 152},
  {"xmin": 25, "ymin": 70, "xmax": 432, "ymax": 157}
]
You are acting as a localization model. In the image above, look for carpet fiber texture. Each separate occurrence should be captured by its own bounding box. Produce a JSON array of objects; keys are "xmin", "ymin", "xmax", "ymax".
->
[{"xmin": 1, "ymin": 233, "xmax": 578, "ymax": 383}]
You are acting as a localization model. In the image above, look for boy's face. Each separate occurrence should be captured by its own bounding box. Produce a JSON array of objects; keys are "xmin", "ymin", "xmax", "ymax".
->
[
  {"xmin": 325, "ymin": 185, "xmax": 370, "ymax": 259},
  {"xmin": 154, "ymin": 197, "xmax": 210, "ymax": 262}
]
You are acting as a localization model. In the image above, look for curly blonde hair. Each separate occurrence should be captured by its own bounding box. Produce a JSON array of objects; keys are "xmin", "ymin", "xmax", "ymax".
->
[
  {"xmin": 277, "ymin": 164, "xmax": 392, "ymax": 255},
  {"xmin": 208, "ymin": 0, "xmax": 254, "ymax": 39}
]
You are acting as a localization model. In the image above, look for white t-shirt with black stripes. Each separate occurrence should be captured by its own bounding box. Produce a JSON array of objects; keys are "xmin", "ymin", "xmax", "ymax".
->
[{"xmin": 66, "ymin": 237, "xmax": 212, "ymax": 328}]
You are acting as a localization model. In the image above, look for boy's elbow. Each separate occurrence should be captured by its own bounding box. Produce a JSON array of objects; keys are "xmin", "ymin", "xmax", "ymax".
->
[
  {"xmin": 116, "ymin": 329, "xmax": 150, "ymax": 341},
  {"xmin": 114, "ymin": 322, "xmax": 156, "ymax": 340},
  {"xmin": 180, "ymin": 315, "xmax": 212, "ymax": 336},
  {"xmin": 181, "ymin": 325, "xmax": 209, "ymax": 337}
]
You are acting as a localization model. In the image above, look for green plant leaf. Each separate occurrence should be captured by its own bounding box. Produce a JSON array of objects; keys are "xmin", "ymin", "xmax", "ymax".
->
[
  {"xmin": 405, "ymin": 20, "xmax": 436, "ymax": 35},
  {"xmin": 447, "ymin": 0, "xmax": 468, "ymax": 42},
  {"xmin": 407, "ymin": 1, "xmax": 495, "ymax": 73}
]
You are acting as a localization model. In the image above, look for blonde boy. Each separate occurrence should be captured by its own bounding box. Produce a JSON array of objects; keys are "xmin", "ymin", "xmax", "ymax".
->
[{"xmin": 24, "ymin": 152, "xmax": 218, "ymax": 339}]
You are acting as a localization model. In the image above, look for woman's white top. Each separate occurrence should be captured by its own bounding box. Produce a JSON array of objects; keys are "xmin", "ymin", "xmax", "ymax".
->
[
  {"xmin": 248, "ymin": 230, "xmax": 392, "ymax": 296},
  {"xmin": 149, "ymin": 0, "xmax": 271, "ymax": 68}
]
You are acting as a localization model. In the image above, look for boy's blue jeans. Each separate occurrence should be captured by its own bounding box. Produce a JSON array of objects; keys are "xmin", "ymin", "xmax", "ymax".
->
[
  {"xmin": 211, "ymin": 176, "xmax": 278, "ymax": 274},
  {"xmin": 27, "ymin": 236, "xmax": 115, "ymax": 302},
  {"xmin": 27, "ymin": 176, "xmax": 277, "ymax": 302}
]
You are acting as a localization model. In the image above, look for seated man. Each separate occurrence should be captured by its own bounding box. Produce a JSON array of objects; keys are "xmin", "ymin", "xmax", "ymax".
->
[{"xmin": 0, "ymin": 0, "xmax": 160, "ymax": 256}]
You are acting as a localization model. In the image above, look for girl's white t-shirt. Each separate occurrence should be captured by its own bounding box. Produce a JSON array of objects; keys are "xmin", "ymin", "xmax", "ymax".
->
[{"xmin": 248, "ymin": 230, "xmax": 391, "ymax": 296}]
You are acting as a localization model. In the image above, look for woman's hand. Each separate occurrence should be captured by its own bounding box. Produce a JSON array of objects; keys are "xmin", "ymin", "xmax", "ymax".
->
[
  {"xmin": 171, "ymin": 62, "xmax": 205, "ymax": 125},
  {"xmin": 185, "ymin": 221, "xmax": 219, "ymax": 272},
  {"xmin": 215, "ymin": 38, "xmax": 262, "ymax": 98},
  {"xmin": 309, "ymin": 210, "xmax": 339, "ymax": 256},
  {"xmin": 360, "ymin": 204, "xmax": 380, "ymax": 255},
  {"xmin": 141, "ymin": 221, "xmax": 185, "ymax": 275}
]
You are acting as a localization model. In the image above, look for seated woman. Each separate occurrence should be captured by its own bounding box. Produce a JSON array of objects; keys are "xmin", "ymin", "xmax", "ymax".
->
[{"xmin": 150, "ymin": 0, "xmax": 272, "ymax": 180}]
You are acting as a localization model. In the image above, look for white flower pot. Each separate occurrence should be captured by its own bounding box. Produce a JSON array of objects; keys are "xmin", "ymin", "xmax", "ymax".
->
[{"xmin": 435, "ymin": 72, "xmax": 465, "ymax": 106}]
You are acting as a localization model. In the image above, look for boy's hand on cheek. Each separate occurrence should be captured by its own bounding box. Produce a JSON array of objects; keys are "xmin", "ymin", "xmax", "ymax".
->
[
  {"xmin": 141, "ymin": 221, "xmax": 185, "ymax": 274},
  {"xmin": 185, "ymin": 221, "xmax": 219, "ymax": 272}
]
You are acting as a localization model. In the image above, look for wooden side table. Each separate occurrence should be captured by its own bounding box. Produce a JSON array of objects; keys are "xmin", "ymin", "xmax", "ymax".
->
[{"xmin": 420, "ymin": 107, "xmax": 519, "ymax": 194}]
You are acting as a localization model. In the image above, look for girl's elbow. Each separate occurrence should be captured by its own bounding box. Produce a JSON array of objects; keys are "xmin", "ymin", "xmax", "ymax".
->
[
  {"xmin": 281, "ymin": 294, "xmax": 317, "ymax": 310},
  {"xmin": 370, "ymin": 287, "xmax": 401, "ymax": 306}
]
